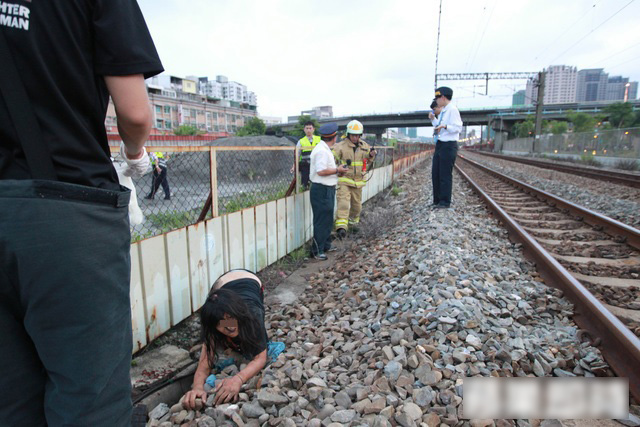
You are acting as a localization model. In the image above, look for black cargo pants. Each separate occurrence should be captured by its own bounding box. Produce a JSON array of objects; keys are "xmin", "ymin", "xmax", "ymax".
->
[{"xmin": 0, "ymin": 180, "xmax": 133, "ymax": 426}]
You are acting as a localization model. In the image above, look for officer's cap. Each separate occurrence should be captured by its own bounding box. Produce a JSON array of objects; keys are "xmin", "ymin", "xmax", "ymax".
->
[
  {"xmin": 318, "ymin": 123, "xmax": 338, "ymax": 137},
  {"xmin": 435, "ymin": 86, "xmax": 453, "ymax": 99}
]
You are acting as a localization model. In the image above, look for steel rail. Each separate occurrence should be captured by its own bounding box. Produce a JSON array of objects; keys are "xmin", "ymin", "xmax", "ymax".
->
[
  {"xmin": 474, "ymin": 151, "xmax": 640, "ymax": 188},
  {"xmin": 455, "ymin": 154, "xmax": 640, "ymax": 401}
]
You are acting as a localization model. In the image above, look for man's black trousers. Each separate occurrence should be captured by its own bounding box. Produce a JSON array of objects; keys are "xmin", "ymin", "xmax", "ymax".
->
[
  {"xmin": 310, "ymin": 182, "xmax": 335, "ymax": 256},
  {"xmin": 0, "ymin": 180, "xmax": 133, "ymax": 426},
  {"xmin": 149, "ymin": 166, "xmax": 170, "ymax": 198},
  {"xmin": 431, "ymin": 141, "xmax": 458, "ymax": 206},
  {"xmin": 299, "ymin": 162, "xmax": 311, "ymax": 189}
]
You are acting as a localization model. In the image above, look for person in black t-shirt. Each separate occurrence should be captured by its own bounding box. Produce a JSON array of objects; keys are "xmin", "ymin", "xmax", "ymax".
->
[
  {"xmin": 0, "ymin": 1, "xmax": 163, "ymax": 426},
  {"xmin": 183, "ymin": 270, "xmax": 270, "ymax": 409}
]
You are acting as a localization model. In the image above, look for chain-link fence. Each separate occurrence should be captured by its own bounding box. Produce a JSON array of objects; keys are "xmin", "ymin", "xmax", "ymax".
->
[
  {"xmin": 216, "ymin": 147, "xmax": 294, "ymax": 215},
  {"xmin": 112, "ymin": 147, "xmax": 213, "ymax": 241},
  {"xmin": 112, "ymin": 143, "xmax": 431, "ymax": 242},
  {"xmin": 503, "ymin": 127, "xmax": 640, "ymax": 158}
]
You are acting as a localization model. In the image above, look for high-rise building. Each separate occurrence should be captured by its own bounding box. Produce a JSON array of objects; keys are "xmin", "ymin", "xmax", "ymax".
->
[
  {"xmin": 604, "ymin": 76, "xmax": 638, "ymax": 101},
  {"xmin": 408, "ymin": 128, "xmax": 418, "ymax": 138},
  {"xmin": 512, "ymin": 90, "xmax": 526, "ymax": 106},
  {"xmin": 576, "ymin": 68, "xmax": 608, "ymax": 102},
  {"xmin": 525, "ymin": 65, "xmax": 577, "ymax": 104}
]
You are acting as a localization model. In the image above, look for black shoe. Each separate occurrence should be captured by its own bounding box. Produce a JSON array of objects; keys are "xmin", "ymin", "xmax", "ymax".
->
[
  {"xmin": 164, "ymin": 196, "xmax": 171, "ymax": 200},
  {"xmin": 350, "ymin": 225, "xmax": 360, "ymax": 233},
  {"xmin": 337, "ymin": 228, "xmax": 347, "ymax": 239},
  {"xmin": 144, "ymin": 195, "xmax": 153, "ymax": 200},
  {"xmin": 312, "ymin": 253, "xmax": 328, "ymax": 260}
]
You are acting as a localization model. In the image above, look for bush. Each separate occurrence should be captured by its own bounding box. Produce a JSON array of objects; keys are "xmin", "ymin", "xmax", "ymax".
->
[
  {"xmin": 613, "ymin": 159, "xmax": 640, "ymax": 171},
  {"xmin": 579, "ymin": 153, "xmax": 602, "ymax": 167}
]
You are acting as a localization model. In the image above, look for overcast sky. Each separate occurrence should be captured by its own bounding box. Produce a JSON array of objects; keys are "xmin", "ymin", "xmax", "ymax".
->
[{"xmin": 138, "ymin": 0, "xmax": 640, "ymax": 124}]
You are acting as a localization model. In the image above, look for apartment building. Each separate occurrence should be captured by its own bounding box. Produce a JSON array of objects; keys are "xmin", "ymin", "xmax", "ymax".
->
[
  {"xmin": 523, "ymin": 65, "xmax": 637, "ymax": 104},
  {"xmin": 525, "ymin": 65, "xmax": 577, "ymax": 104},
  {"xmin": 105, "ymin": 73, "xmax": 258, "ymax": 135}
]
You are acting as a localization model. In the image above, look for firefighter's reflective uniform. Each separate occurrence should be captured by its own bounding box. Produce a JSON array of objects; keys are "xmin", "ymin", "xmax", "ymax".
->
[{"xmin": 332, "ymin": 136, "xmax": 374, "ymax": 232}]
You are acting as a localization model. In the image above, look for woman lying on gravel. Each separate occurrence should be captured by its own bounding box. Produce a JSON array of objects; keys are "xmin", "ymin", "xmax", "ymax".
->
[{"xmin": 182, "ymin": 270, "xmax": 282, "ymax": 409}]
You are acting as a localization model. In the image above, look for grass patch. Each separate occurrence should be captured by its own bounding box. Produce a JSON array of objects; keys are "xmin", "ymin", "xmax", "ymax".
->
[
  {"xmin": 391, "ymin": 185, "xmax": 402, "ymax": 196},
  {"xmin": 579, "ymin": 153, "xmax": 602, "ymax": 167},
  {"xmin": 145, "ymin": 209, "xmax": 199, "ymax": 234},
  {"xmin": 613, "ymin": 159, "xmax": 640, "ymax": 171},
  {"xmin": 221, "ymin": 186, "xmax": 288, "ymax": 214}
]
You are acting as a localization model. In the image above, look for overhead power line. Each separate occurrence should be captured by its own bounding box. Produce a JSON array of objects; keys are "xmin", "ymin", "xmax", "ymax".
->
[
  {"xmin": 587, "ymin": 41, "xmax": 640, "ymax": 67},
  {"xmin": 467, "ymin": 0, "xmax": 496, "ymax": 71},
  {"xmin": 547, "ymin": 0, "xmax": 636, "ymax": 65},
  {"xmin": 434, "ymin": 0, "xmax": 443, "ymax": 90},
  {"xmin": 532, "ymin": 1, "xmax": 600, "ymax": 64}
]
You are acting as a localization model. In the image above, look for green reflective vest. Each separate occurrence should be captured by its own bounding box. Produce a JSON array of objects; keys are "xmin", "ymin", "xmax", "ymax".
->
[{"xmin": 298, "ymin": 135, "xmax": 321, "ymax": 163}]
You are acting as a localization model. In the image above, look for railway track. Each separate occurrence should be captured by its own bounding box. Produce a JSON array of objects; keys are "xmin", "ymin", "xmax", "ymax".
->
[
  {"xmin": 455, "ymin": 153, "xmax": 640, "ymax": 401},
  {"xmin": 473, "ymin": 151, "xmax": 640, "ymax": 188}
]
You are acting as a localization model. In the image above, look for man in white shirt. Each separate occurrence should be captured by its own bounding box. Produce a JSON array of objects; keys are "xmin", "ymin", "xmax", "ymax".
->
[
  {"xmin": 309, "ymin": 123, "xmax": 350, "ymax": 260},
  {"xmin": 429, "ymin": 86, "xmax": 463, "ymax": 208}
]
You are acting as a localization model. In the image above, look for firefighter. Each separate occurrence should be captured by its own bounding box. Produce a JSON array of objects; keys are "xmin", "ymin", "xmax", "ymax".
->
[
  {"xmin": 333, "ymin": 120, "xmax": 376, "ymax": 238},
  {"xmin": 290, "ymin": 121, "xmax": 321, "ymax": 189}
]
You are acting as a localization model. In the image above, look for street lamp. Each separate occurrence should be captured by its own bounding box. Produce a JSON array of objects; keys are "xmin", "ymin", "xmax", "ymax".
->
[{"xmin": 624, "ymin": 83, "xmax": 631, "ymax": 102}]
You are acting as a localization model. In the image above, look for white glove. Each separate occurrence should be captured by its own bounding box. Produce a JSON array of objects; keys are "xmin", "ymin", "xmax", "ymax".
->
[{"xmin": 119, "ymin": 143, "xmax": 151, "ymax": 178}]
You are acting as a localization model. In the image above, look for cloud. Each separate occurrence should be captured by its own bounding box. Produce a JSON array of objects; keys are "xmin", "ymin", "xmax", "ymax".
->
[{"xmin": 138, "ymin": 0, "xmax": 640, "ymax": 120}]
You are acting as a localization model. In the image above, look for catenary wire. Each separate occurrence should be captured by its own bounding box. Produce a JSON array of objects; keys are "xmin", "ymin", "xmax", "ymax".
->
[
  {"xmin": 532, "ymin": 0, "xmax": 600, "ymax": 64},
  {"xmin": 547, "ymin": 0, "xmax": 636, "ymax": 65},
  {"xmin": 467, "ymin": 0, "xmax": 497, "ymax": 71}
]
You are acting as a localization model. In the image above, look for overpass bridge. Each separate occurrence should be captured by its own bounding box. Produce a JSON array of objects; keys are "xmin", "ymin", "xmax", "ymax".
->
[{"xmin": 279, "ymin": 100, "xmax": 640, "ymax": 141}]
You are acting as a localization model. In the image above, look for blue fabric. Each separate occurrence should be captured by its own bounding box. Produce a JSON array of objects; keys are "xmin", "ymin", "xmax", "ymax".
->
[
  {"xmin": 205, "ymin": 342, "xmax": 285, "ymax": 388},
  {"xmin": 205, "ymin": 374, "xmax": 217, "ymax": 388},
  {"xmin": 267, "ymin": 341, "xmax": 285, "ymax": 362}
]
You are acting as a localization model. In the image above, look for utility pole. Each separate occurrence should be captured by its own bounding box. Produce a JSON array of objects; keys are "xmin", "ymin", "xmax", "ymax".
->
[{"xmin": 533, "ymin": 70, "xmax": 546, "ymax": 153}]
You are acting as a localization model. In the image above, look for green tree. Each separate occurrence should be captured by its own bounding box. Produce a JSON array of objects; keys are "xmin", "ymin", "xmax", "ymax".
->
[
  {"xmin": 287, "ymin": 115, "xmax": 320, "ymax": 138},
  {"xmin": 567, "ymin": 111, "xmax": 596, "ymax": 133},
  {"xmin": 511, "ymin": 116, "xmax": 535, "ymax": 138},
  {"xmin": 549, "ymin": 121, "xmax": 568, "ymax": 135},
  {"xmin": 236, "ymin": 117, "xmax": 266, "ymax": 136},
  {"xmin": 173, "ymin": 125, "xmax": 199, "ymax": 136},
  {"xmin": 604, "ymin": 102, "xmax": 635, "ymax": 128}
]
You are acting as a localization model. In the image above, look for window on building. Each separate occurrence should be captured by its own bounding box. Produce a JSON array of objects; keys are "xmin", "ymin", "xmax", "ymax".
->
[
  {"xmin": 156, "ymin": 119, "xmax": 163, "ymax": 128},
  {"xmin": 164, "ymin": 106, "xmax": 171, "ymax": 114},
  {"xmin": 155, "ymin": 105, "xmax": 162, "ymax": 114},
  {"xmin": 191, "ymin": 109, "xmax": 197, "ymax": 118}
]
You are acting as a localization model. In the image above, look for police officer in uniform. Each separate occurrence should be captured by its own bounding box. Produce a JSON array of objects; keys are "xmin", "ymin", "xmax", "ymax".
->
[
  {"xmin": 309, "ymin": 123, "xmax": 349, "ymax": 259},
  {"xmin": 332, "ymin": 120, "xmax": 376, "ymax": 238},
  {"xmin": 430, "ymin": 87, "xmax": 462, "ymax": 208}
]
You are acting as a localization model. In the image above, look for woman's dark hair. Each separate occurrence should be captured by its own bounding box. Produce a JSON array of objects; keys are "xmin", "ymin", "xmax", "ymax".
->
[{"xmin": 200, "ymin": 288, "xmax": 264, "ymax": 368}]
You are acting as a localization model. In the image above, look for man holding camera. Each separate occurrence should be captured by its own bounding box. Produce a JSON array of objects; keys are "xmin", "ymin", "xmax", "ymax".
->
[
  {"xmin": 332, "ymin": 120, "xmax": 376, "ymax": 238},
  {"xmin": 309, "ymin": 123, "xmax": 349, "ymax": 260},
  {"xmin": 429, "ymin": 87, "xmax": 462, "ymax": 209}
]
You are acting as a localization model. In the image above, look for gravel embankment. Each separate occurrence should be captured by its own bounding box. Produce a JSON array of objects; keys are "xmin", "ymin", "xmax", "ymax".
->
[
  {"xmin": 146, "ymin": 160, "xmax": 630, "ymax": 427},
  {"xmin": 463, "ymin": 152, "xmax": 640, "ymax": 229}
]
